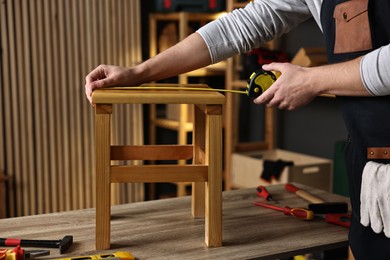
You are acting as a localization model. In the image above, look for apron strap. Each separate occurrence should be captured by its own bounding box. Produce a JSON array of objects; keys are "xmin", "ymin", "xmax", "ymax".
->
[{"xmin": 367, "ymin": 147, "xmax": 390, "ymax": 159}]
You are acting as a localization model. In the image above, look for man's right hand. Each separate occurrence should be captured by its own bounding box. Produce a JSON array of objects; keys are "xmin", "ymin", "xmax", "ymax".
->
[{"xmin": 84, "ymin": 64, "xmax": 136, "ymax": 104}]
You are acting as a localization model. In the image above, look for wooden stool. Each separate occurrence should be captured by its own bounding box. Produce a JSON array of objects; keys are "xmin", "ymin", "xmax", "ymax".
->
[{"xmin": 92, "ymin": 84, "xmax": 225, "ymax": 250}]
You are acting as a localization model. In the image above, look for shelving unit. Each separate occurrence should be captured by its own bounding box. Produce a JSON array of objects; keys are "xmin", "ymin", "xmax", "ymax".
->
[
  {"xmin": 148, "ymin": 2, "xmax": 280, "ymax": 192},
  {"xmin": 224, "ymin": 0, "xmax": 278, "ymax": 190},
  {"xmin": 149, "ymin": 11, "xmax": 226, "ymax": 197}
]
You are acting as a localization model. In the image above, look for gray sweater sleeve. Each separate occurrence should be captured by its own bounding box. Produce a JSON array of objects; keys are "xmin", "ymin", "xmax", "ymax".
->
[
  {"xmin": 197, "ymin": 0, "xmax": 312, "ymax": 64},
  {"xmin": 197, "ymin": 0, "xmax": 390, "ymax": 96},
  {"xmin": 360, "ymin": 44, "xmax": 390, "ymax": 96}
]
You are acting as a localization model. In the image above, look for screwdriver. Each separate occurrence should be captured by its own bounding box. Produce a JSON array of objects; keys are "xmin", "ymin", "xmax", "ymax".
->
[
  {"xmin": 253, "ymin": 201, "xmax": 314, "ymax": 220},
  {"xmin": 256, "ymin": 185, "xmax": 277, "ymax": 203}
]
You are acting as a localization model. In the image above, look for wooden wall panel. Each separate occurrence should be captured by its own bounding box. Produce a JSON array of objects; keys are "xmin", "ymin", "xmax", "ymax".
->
[{"xmin": 0, "ymin": 0, "xmax": 144, "ymax": 217}]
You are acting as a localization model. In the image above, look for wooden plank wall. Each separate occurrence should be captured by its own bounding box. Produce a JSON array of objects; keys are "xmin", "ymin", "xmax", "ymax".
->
[{"xmin": 0, "ymin": 0, "xmax": 144, "ymax": 217}]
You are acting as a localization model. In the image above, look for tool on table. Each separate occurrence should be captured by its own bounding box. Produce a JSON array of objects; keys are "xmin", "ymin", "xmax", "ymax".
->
[
  {"xmin": 0, "ymin": 236, "xmax": 73, "ymax": 254},
  {"xmin": 308, "ymin": 202, "xmax": 348, "ymax": 214},
  {"xmin": 285, "ymin": 183, "xmax": 324, "ymax": 204},
  {"xmin": 57, "ymin": 251, "xmax": 135, "ymax": 260},
  {"xmin": 323, "ymin": 213, "xmax": 351, "ymax": 228},
  {"xmin": 106, "ymin": 69, "xmax": 280, "ymax": 98},
  {"xmin": 0, "ymin": 246, "xmax": 49, "ymax": 260},
  {"xmin": 314, "ymin": 213, "xmax": 351, "ymax": 228},
  {"xmin": 252, "ymin": 201, "xmax": 314, "ymax": 220},
  {"xmin": 285, "ymin": 183, "xmax": 348, "ymax": 214},
  {"xmin": 256, "ymin": 185, "xmax": 277, "ymax": 203},
  {"xmin": 284, "ymin": 183, "xmax": 351, "ymax": 228},
  {"xmin": 312, "ymin": 213, "xmax": 351, "ymax": 228}
]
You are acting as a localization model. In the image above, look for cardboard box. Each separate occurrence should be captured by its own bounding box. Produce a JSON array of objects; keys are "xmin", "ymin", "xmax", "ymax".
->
[{"xmin": 231, "ymin": 149, "xmax": 333, "ymax": 191}]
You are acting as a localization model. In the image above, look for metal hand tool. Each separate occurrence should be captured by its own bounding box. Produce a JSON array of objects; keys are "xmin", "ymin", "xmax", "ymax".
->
[
  {"xmin": 285, "ymin": 183, "xmax": 324, "ymax": 204},
  {"xmin": 313, "ymin": 213, "xmax": 351, "ymax": 228},
  {"xmin": 256, "ymin": 185, "xmax": 277, "ymax": 203},
  {"xmin": 324, "ymin": 213, "xmax": 351, "ymax": 228},
  {"xmin": 308, "ymin": 202, "xmax": 348, "ymax": 214},
  {"xmin": 285, "ymin": 183, "xmax": 348, "ymax": 214},
  {"xmin": 253, "ymin": 201, "xmax": 314, "ymax": 220},
  {"xmin": 57, "ymin": 251, "xmax": 135, "ymax": 260},
  {"xmin": 0, "ymin": 236, "xmax": 73, "ymax": 254}
]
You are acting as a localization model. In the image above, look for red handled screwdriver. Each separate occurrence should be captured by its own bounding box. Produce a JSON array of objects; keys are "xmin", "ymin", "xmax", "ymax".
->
[
  {"xmin": 256, "ymin": 185, "xmax": 277, "ymax": 203},
  {"xmin": 253, "ymin": 201, "xmax": 314, "ymax": 220}
]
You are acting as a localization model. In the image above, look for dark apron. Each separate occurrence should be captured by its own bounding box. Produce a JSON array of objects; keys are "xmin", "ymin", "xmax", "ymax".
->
[{"xmin": 321, "ymin": 0, "xmax": 390, "ymax": 258}]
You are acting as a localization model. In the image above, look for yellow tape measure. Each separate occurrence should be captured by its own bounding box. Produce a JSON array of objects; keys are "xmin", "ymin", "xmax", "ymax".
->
[
  {"xmin": 57, "ymin": 251, "xmax": 135, "ymax": 260},
  {"xmin": 247, "ymin": 69, "xmax": 281, "ymax": 96}
]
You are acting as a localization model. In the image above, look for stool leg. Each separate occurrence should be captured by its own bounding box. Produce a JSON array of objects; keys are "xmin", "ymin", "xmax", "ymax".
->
[
  {"xmin": 205, "ymin": 111, "xmax": 223, "ymax": 247},
  {"xmin": 192, "ymin": 105, "xmax": 206, "ymax": 218},
  {"xmin": 95, "ymin": 104, "xmax": 112, "ymax": 250}
]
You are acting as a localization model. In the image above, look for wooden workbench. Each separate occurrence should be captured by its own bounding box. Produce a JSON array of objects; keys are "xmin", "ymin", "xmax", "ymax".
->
[{"xmin": 0, "ymin": 184, "xmax": 349, "ymax": 259}]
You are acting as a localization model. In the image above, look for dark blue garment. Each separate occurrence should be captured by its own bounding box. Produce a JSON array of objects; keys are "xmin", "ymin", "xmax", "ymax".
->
[{"xmin": 321, "ymin": 0, "xmax": 390, "ymax": 259}]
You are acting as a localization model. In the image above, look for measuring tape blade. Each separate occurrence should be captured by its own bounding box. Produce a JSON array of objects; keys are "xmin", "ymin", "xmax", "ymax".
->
[{"xmin": 103, "ymin": 69, "xmax": 280, "ymax": 98}]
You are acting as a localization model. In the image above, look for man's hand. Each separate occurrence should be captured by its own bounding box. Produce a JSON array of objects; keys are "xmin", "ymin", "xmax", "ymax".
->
[
  {"xmin": 85, "ymin": 64, "xmax": 136, "ymax": 104},
  {"xmin": 253, "ymin": 62, "xmax": 319, "ymax": 110},
  {"xmin": 253, "ymin": 57, "xmax": 369, "ymax": 110},
  {"xmin": 84, "ymin": 33, "xmax": 211, "ymax": 105}
]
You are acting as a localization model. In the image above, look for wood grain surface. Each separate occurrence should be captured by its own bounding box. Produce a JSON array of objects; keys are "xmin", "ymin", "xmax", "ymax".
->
[{"xmin": 0, "ymin": 184, "xmax": 349, "ymax": 259}]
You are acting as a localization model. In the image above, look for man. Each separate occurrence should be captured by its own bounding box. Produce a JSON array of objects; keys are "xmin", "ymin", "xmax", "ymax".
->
[{"xmin": 85, "ymin": 1, "xmax": 390, "ymax": 258}]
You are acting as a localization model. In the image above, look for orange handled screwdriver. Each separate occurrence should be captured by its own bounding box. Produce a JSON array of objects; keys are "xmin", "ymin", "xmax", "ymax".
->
[{"xmin": 253, "ymin": 201, "xmax": 314, "ymax": 220}]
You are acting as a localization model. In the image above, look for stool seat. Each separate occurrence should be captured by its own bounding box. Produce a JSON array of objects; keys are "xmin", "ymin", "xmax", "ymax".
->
[
  {"xmin": 92, "ymin": 84, "xmax": 225, "ymax": 250},
  {"xmin": 93, "ymin": 83, "xmax": 225, "ymax": 104}
]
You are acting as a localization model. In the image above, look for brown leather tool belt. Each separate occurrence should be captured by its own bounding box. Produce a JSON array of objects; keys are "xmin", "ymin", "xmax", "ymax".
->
[{"xmin": 367, "ymin": 147, "xmax": 390, "ymax": 159}]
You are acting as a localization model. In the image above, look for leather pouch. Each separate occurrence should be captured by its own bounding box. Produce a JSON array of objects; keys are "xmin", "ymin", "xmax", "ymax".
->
[{"xmin": 333, "ymin": 0, "xmax": 372, "ymax": 54}]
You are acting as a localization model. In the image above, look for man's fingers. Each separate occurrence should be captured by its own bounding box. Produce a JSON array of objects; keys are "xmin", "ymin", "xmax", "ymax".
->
[
  {"xmin": 262, "ymin": 62, "xmax": 279, "ymax": 71},
  {"xmin": 85, "ymin": 79, "xmax": 103, "ymax": 104},
  {"xmin": 253, "ymin": 85, "xmax": 275, "ymax": 104},
  {"xmin": 87, "ymin": 64, "xmax": 107, "ymax": 81}
]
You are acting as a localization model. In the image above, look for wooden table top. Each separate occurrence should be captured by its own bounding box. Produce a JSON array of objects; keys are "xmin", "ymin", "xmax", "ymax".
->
[{"xmin": 0, "ymin": 184, "xmax": 349, "ymax": 259}]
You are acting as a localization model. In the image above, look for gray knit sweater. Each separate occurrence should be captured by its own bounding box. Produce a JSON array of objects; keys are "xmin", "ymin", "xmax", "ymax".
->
[{"xmin": 197, "ymin": 0, "xmax": 390, "ymax": 96}]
